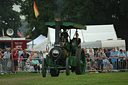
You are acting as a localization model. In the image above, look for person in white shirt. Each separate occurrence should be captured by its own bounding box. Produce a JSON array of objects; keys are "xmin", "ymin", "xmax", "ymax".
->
[{"xmin": 4, "ymin": 48, "xmax": 11, "ymax": 73}]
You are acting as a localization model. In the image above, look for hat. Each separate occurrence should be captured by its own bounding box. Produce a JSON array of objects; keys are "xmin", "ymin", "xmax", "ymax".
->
[{"xmin": 120, "ymin": 49, "xmax": 123, "ymax": 51}]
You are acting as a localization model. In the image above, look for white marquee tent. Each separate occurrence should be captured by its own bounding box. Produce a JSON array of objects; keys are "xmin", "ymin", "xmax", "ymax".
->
[
  {"xmin": 27, "ymin": 34, "xmax": 46, "ymax": 50},
  {"xmin": 48, "ymin": 24, "xmax": 118, "ymax": 43},
  {"xmin": 33, "ymin": 38, "xmax": 49, "ymax": 51},
  {"xmin": 29, "ymin": 24, "xmax": 126, "ymax": 51}
]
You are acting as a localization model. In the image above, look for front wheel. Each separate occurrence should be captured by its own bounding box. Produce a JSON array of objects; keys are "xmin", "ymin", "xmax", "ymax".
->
[
  {"xmin": 50, "ymin": 69, "xmax": 60, "ymax": 77},
  {"xmin": 42, "ymin": 58, "xmax": 46, "ymax": 77}
]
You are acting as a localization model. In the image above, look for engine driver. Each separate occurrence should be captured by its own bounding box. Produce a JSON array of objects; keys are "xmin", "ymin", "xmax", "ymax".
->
[{"xmin": 61, "ymin": 28, "xmax": 68, "ymax": 43}]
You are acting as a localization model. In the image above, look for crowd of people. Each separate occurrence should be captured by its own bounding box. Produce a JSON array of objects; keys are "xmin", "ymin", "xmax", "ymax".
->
[
  {"xmin": 84, "ymin": 47, "xmax": 128, "ymax": 73},
  {"xmin": 0, "ymin": 48, "xmax": 43, "ymax": 74},
  {"xmin": 0, "ymin": 46, "xmax": 128, "ymax": 74}
]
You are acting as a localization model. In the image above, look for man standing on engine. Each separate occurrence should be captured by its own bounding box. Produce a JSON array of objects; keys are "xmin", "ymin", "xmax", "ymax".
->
[{"xmin": 61, "ymin": 28, "xmax": 68, "ymax": 43}]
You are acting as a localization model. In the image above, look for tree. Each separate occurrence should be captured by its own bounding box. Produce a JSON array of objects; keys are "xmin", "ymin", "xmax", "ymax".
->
[
  {"xmin": 20, "ymin": 0, "xmax": 55, "ymax": 39},
  {"xmin": 0, "ymin": 0, "xmax": 22, "ymax": 37},
  {"xmin": 62, "ymin": 0, "xmax": 128, "ymax": 49}
]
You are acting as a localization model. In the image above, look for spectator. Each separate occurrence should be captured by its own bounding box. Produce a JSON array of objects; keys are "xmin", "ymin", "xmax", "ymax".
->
[
  {"xmin": 13, "ymin": 48, "xmax": 19, "ymax": 73},
  {"xmin": 31, "ymin": 55, "xmax": 40, "ymax": 73},
  {"xmin": 0, "ymin": 49, "xmax": 4, "ymax": 73},
  {"xmin": 106, "ymin": 62, "xmax": 113, "ymax": 72},
  {"xmin": 36, "ymin": 51, "xmax": 41, "ymax": 63},
  {"xmin": 93, "ymin": 62, "xmax": 98, "ymax": 70},
  {"xmin": 96, "ymin": 49, "xmax": 100, "ymax": 58},
  {"xmin": 43, "ymin": 50, "xmax": 49, "ymax": 59},
  {"xmin": 19, "ymin": 55, "xmax": 23, "ymax": 71},
  {"xmin": 0, "ymin": 49, "xmax": 4, "ymax": 61},
  {"xmin": 116, "ymin": 47, "xmax": 120, "ymax": 54},
  {"xmin": 110, "ymin": 48, "xmax": 118, "ymax": 70},
  {"xmin": 117, "ymin": 49, "xmax": 126, "ymax": 70},
  {"xmin": 4, "ymin": 48, "xmax": 11, "ymax": 73},
  {"xmin": 84, "ymin": 48, "xmax": 90, "ymax": 62},
  {"xmin": 104, "ymin": 47, "xmax": 111, "ymax": 63},
  {"xmin": 89, "ymin": 48, "xmax": 95, "ymax": 67},
  {"xmin": 0, "ymin": 48, "xmax": 4, "ymax": 57},
  {"xmin": 104, "ymin": 48, "xmax": 111, "ymax": 58},
  {"xmin": 117, "ymin": 49, "xmax": 126, "ymax": 58},
  {"xmin": 86, "ymin": 62, "xmax": 91, "ymax": 71},
  {"xmin": 29, "ymin": 51, "xmax": 34, "ymax": 62},
  {"xmin": 27, "ymin": 50, "xmax": 31, "ymax": 55},
  {"xmin": 123, "ymin": 50, "xmax": 126, "ymax": 54},
  {"xmin": 18, "ymin": 48, "xmax": 23, "ymax": 61},
  {"xmin": 97, "ymin": 49, "xmax": 106, "ymax": 71},
  {"xmin": 101, "ymin": 48, "xmax": 105, "ymax": 53},
  {"xmin": 20, "ymin": 49, "xmax": 29, "ymax": 71},
  {"xmin": 111, "ymin": 48, "xmax": 118, "ymax": 57},
  {"xmin": 126, "ymin": 50, "xmax": 128, "ymax": 69},
  {"xmin": 103, "ymin": 57, "xmax": 108, "ymax": 66},
  {"xmin": 102, "ymin": 56, "xmax": 109, "ymax": 71},
  {"xmin": 91, "ymin": 62, "xmax": 99, "ymax": 73}
]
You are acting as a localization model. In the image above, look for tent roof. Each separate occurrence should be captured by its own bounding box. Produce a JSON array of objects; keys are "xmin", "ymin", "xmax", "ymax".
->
[
  {"xmin": 27, "ymin": 34, "xmax": 46, "ymax": 45},
  {"xmin": 48, "ymin": 24, "xmax": 118, "ymax": 43},
  {"xmin": 82, "ymin": 24, "xmax": 117, "ymax": 42},
  {"xmin": 82, "ymin": 40, "xmax": 126, "ymax": 50},
  {"xmin": 45, "ymin": 22, "xmax": 86, "ymax": 30},
  {"xmin": 33, "ymin": 38, "xmax": 49, "ymax": 51},
  {"xmin": 81, "ymin": 41, "xmax": 101, "ymax": 48}
]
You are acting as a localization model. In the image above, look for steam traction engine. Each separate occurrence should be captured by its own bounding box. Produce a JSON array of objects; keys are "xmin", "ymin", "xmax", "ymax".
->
[{"xmin": 42, "ymin": 18, "xmax": 87, "ymax": 77}]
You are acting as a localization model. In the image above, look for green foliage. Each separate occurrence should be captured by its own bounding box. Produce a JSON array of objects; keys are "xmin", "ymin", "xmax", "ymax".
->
[
  {"xmin": 20, "ymin": 0, "xmax": 128, "ymax": 40},
  {"xmin": 62, "ymin": 0, "xmax": 127, "ymax": 25},
  {"xmin": 0, "ymin": 0, "xmax": 22, "ymax": 37},
  {"xmin": 20, "ymin": 0, "xmax": 55, "ymax": 38},
  {"xmin": 120, "ymin": 0, "xmax": 128, "ymax": 18}
]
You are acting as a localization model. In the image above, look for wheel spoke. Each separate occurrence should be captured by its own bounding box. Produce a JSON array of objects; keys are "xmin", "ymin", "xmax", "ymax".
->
[{"xmin": 66, "ymin": 58, "xmax": 70, "ymax": 76}]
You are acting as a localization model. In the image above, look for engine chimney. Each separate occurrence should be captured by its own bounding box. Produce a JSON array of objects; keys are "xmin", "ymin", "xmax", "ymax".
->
[{"xmin": 55, "ymin": 18, "xmax": 61, "ymax": 46}]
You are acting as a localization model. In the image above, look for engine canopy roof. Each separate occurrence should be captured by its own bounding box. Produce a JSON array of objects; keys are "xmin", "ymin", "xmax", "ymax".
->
[{"xmin": 45, "ymin": 22, "xmax": 86, "ymax": 30}]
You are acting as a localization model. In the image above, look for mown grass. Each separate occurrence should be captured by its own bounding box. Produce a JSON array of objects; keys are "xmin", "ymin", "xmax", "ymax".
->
[{"xmin": 0, "ymin": 72, "xmax": 128, "ymax": 85}]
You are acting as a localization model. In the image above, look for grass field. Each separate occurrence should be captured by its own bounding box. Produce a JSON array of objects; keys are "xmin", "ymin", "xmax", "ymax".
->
[{"xmin": 0, "ymin": 72, "xmax": 128, "ymax": 85}]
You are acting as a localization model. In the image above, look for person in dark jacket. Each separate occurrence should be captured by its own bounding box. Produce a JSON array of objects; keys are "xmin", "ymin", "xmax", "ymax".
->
[
  {"xmin": 76, "ymin": 33, "xmax": 81, "ymax": 48},
  {"xmin": 20, "ymin": 49, "xmax": 29, "ymax": 71}
]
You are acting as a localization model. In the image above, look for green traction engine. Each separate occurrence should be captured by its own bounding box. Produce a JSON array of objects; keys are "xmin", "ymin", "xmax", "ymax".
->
[{"xmin": 42, "ymin": 18, "xmax": 87, "ymax": 77}]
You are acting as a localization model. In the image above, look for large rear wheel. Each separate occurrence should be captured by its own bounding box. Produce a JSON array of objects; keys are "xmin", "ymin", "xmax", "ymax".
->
[
  {"xmin": 42, "ymin": 58, "xmax": 46, "ymax": 77},
  {"xmin": 75, "ymin": 49, "xmax": 86, "ymax": 75},
  {"xmin": 66, "ymin": 58, "xmax": 70, "ymax": 76},
  {"xmin": 50, "ymin": 69, "xmax": 60, "ymax": 77}
]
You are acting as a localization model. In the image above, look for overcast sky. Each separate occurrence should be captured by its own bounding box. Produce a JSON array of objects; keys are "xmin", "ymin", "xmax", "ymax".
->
[{"xmin": 13, "ymin": 5, "xmax": 25, "ymax": 19}]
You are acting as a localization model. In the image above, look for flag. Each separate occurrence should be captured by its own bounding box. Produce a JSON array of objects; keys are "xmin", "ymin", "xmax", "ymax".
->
[
  {"xmin": 17, "ymin": 30, "xmax": 24, "ymax": 38},
  {"xmin": 17, "ymin": 31, "xmax": 22, "ymax": 37},
  {"xmin": 2, "ymin": 29, "xmax": 5, "ymax": 37},
  {"xmin": 21, "ymin": 32, "xmax": 24, "ymax": 38},
  {"xmin": 34, "ymin": 1, "xmax": 39, "ymax": 18},
  {"xmin": 32, "ymin": 27, "xmax": 35, "ymax": 31},
  {"xmin": 17, "ymin": 31, "xmax": 20, "ymax": 36}
]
